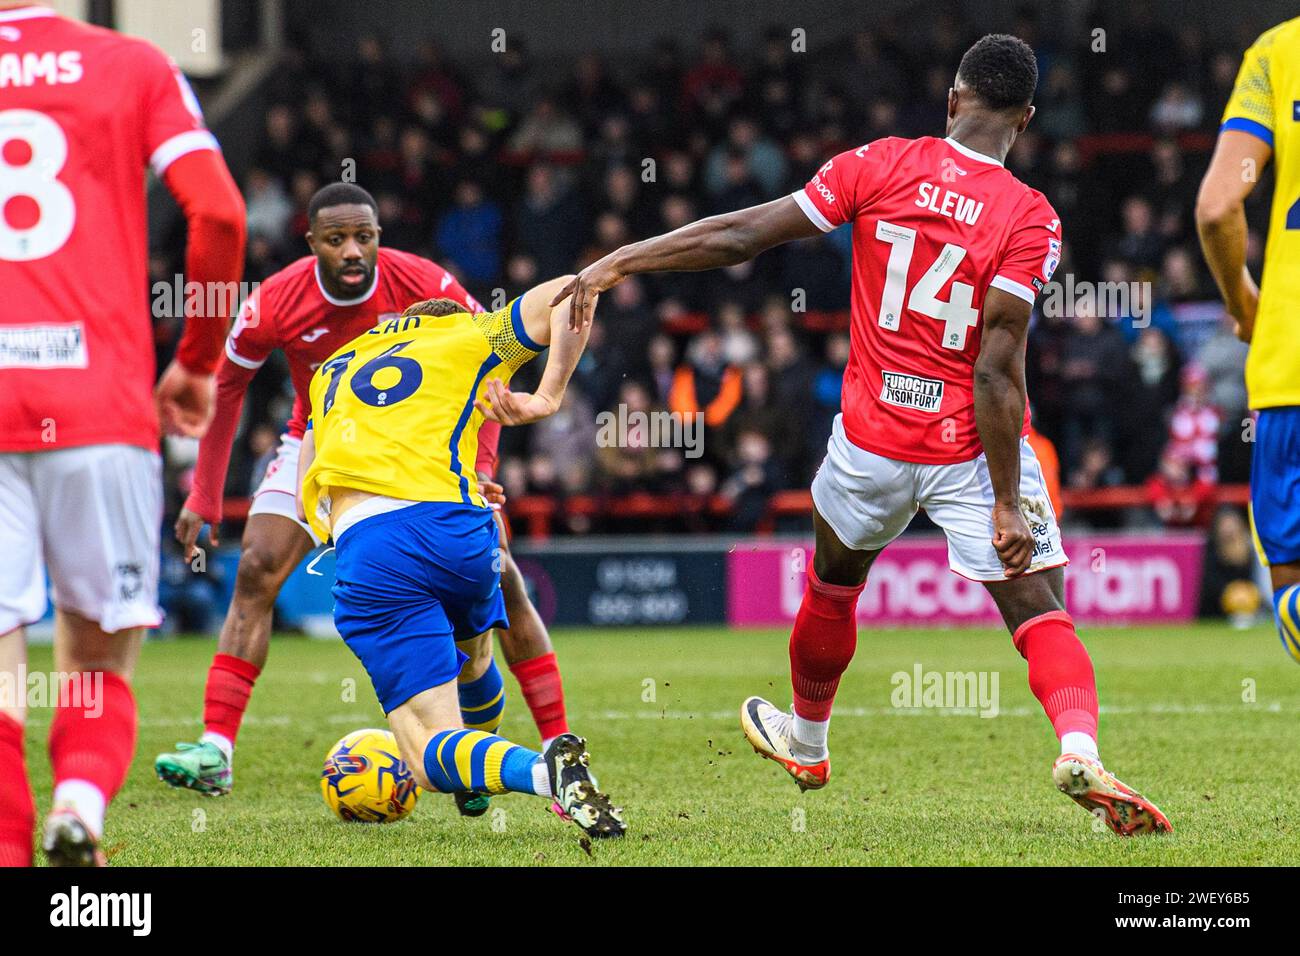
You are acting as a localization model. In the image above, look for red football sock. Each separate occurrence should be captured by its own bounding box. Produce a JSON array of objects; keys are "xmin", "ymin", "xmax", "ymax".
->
[
  {"xmin": 203, "ymin": 653, "xmax": 261, "ymax": 745},
  {"xmin": 1012, "ymin": 611, "xmax": 1099, "ymax": 740},
  {"xmin": 0, "ymin": 713, "xmax": 34, "ymax": 867},
  {"xmin": 790, "ymin": 563, "xmax": 864, "ymax": 722},
  {"xmin": 509, "ymin": 652, "xmax": 568, "ymax": 742},
  {"xmin": 48, "ymin": 670, "xmax": 137, "ymax": 800}
]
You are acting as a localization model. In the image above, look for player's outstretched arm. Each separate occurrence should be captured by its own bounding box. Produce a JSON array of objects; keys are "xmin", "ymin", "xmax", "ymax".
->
[
  {"xmin": 174, "ymin": 355, "xmax": 261, "ymax": 559},
  {"xmin": 973, "ymin": 287, "xmax": 1035, "ymax": 578},
  {"xmin": 551, "ymin": 196, "xmax": 821, "ymax": 329},
  {"xmin": 1196, "ymin": 130, "xmax": 1271, "ymax": 343},
  {"xmin": 476, "ymin": 276, "xmax": 593, "ymax": 425}
]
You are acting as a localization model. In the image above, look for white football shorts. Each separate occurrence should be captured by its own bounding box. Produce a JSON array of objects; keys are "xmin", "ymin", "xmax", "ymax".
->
[
  {"xmin": 248, "ymin": 433, "xmax": 322, "ymax": 545},
  {"xmin": 0, "ymin": 444, "xmax": 163, "ymax": 634},
  {"xmin": 811, "ymin": 414, "xmax": 1067, "ymax": 581}
]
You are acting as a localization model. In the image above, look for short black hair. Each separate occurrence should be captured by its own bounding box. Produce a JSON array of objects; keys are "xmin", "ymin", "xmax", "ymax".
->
[
  {"xmin": 955, "ymin": 34, "xmax": 1038, "ymax": 110},
  {"xmin": 307, "ymin": 182, "xmax": 378, "ymax": 224}
]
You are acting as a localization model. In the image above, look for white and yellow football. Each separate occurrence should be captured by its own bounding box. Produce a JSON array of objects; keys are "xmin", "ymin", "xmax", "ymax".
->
[{"xmin": 320, "ymin": 728, "xmax": 420, "ymax": 823}]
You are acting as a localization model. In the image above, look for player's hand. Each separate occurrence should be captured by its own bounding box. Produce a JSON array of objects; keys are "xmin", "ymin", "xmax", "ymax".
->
[
  {"xmin": 156, "ymin": 360, "xmax": 216, "ymax": 438},
  {"xmin": 550, "ymin": 253, "xmax": 622, "ymax": 331},
  {"xmin": 175, "ymin": 506, "xmax": 218, "ymax": 562},
  {"xmin": 479, "ymin": 479, "xmax": 507, "ymax": 511},
  {"xmin": 474, "ymin": 378, "xmax": 559, "ymax": 426},
  {"xmin": 991, "ymin": 501, "xmax": 1033, "ymax": 578}
]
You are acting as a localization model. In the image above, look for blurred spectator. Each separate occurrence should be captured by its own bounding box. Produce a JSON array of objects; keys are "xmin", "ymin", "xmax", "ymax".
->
[
  {"xmin": 683, "ymin": 28, "xmax": 744, "ymax": 118},
  {"xmin": 721, "ymin": 428, "xmax": 784, "ymax": 531},
  {"xmin": 727, "ymin": 362, "xmax": 798, "ymax": 476},
  {"xmin": 1146, "ymin": 450, "xmax": 1216, "ymax": 527},
  {"xmin": 1198, "ymin": 313, "xmax": 1250, "ymax": 424},
  {"xmin": 595, "ymin": 380, "xmax": 682, "ymax": 493},
  {"xmin": 476, "ymin": 39, "xmax": 537, "ymax": 118},
  {"xmin": 1149, "ymin": 82, "xmax": 1203, "ymax": 134},
  {"xmin": 1166, "ymin": 363, "xmax": 1222, "ymax": 482},
  {"xmin": 1070, "ymin": 437, "xmax": 1125, "ymax": 496},
  {"xmin": 515, "ymin": 165, "xmax": 586, "ymax": 279},
  {"xmin": 1060, "ymin": 306, "xmax": 1129, "ymax": 481},
  {"xmin": 1113, "ymin": 196, "xmax": 1164, "ymax": 272},
  {"xmin": 158, "ymin": 540, "xmax": 226, "ymax": 635},
  {"xmin": 244, "ymin": 169, "xmax": 294, "ymax": 243},
  {"xmin": 669, "ymin": 329, "xmax": 744, "ymax": 432},
  {"xmin": 645, "ymin": 335, "xmax": 677, "ymax": 406},
  {"xmin": 1198, "ymin": 508, "xmax": 1264, "ymax": 622},
  {"xmin": 571, "ymin": 321, "xmax": 626, "ymax": 413},
  {"xmin": 704, "ymin": 117, "xmax": 788, "ymax": 198},
  {"xmin": 1198, "ymin": 313, "xmax": 1251, "ymax": 484},
  {"xmin": 246, "ymin": 424, "xmax": 280, "ymax": 494},
  {"xmin": 809, "ymin": 333, "xmax": 849, "ymax": 457},
  {"xmin": 255, "ymin": 104, "xmax": 306, "ymax": 183},
  {"xmin": 1119, "ymin": 328, "xmax": 1182, "ymax": 482},
  {"xmin": 508, "ymin": 95, "xmax": 584, "ymax": 159},
  {"xmin": 1026, "ymin": 421, "xmax": 1064, "ymax": 521},
  {"xmin": 717, "ymin": 301, "xmax": 760, "ymax": 366},
  {"xmin": 435, "ymin": 179, "xmax": 502, "ymax": 284},
  {"xmin": 531, "ymin": 387, "xmax": 598, "ymax": 493}
]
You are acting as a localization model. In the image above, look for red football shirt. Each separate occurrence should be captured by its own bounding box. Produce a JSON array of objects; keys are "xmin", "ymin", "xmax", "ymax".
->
[
  {"xmin": 0, "ymin": 5, "xmax": 220, "ymax": 451},
  {"xmin": 186, "ymin": 246, "xmax": 490, "ymax": 521},
  {"xmin": 794, "ymin": 135, "xmax": 1061, "ymax": 464}
]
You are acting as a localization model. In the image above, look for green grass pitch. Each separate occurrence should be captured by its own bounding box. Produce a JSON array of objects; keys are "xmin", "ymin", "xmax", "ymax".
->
[{"xmin": 20, "ymin": 623, "xmax": 1300, "ymax": 865}]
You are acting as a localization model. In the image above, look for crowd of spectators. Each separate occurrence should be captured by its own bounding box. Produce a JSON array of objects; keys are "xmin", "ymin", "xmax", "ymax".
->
[{"xmin": 152, "ymin": 5, "xmax": 1273, "ymax": 535}]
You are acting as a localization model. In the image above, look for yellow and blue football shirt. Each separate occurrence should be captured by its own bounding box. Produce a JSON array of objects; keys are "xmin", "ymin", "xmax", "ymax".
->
[
  {"xmin": 1221, "ymin": 16, "xmax": 1300, "ymax": 410},
  {"xmin": 301, "ymin": 298, "xmax": 541, "ymax": 542}
]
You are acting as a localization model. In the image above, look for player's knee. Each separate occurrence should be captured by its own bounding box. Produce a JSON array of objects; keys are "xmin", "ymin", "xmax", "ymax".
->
[
  {"xmin": 233, "ymin": 546, "xmax": 292, "ymax": 601},
  {"xmin": 986, "ymin": 569, "xmax": 1066, "ymax": 637}
]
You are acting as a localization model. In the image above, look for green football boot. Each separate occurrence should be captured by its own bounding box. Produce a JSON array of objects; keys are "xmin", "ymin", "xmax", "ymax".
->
[
  {"xmin": 154, "ymin": 741, "xmax": 233, "ymax": 796},
  {"xmin": 453, "ymin": 790, "xmax": 492, "ymax": 817}
]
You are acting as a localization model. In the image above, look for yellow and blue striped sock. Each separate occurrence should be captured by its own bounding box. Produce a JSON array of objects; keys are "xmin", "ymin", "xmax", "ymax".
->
[
  {"xmin": 422, "ymin": 729, "xmax": 543, "ymax": 795},
  {"xmin": 1273, "ymin": 585, "xmax": 1300, "ymax": 664},
  {"xmin": 458, "ymin": 659, "xmax": 506, "ymax": 734}
]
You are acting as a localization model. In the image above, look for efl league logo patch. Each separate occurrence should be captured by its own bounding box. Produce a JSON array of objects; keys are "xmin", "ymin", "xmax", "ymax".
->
[
  {"xmin": 1043, "ymin": 238, "xmax": 1061, "ymax": 282},
  {"xmin": 1293, "ymin": 101, "xmax": 1300, "ymax": 122}
]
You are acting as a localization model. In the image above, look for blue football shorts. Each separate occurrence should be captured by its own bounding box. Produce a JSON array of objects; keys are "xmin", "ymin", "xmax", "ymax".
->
[
  {"xmin": 1251, "ymin": 406, "xmax": 1300, "ymax": 567},
  {"xmin": 332, "ymin": 501, "xmax": 508, "ymax": 713}
]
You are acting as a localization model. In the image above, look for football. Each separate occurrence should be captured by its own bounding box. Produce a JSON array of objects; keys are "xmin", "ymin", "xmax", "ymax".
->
[{"xmin": 320, "ymin": 729, "xmax": 420, "ymax": 823}]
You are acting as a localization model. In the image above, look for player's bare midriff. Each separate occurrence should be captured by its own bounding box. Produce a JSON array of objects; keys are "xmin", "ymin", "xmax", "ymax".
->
[{"xmin": 321, "ymin": 485, "xmax": 377, "ymax": 536}]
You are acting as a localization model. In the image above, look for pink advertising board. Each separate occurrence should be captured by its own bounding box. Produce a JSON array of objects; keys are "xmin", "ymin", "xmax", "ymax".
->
[{"xmin": 727, "ymin": 534, "xmax": 1205, "ymax": 626}]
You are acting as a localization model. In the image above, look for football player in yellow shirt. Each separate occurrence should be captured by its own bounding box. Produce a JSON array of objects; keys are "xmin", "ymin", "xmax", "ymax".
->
[
  {"xmin": 1197, "ymin": 15, "xmax": 1300, "ymax": 663},
  {"xmin": 296, "ymin": 277, "xmax": 624, "ymax": 838}
]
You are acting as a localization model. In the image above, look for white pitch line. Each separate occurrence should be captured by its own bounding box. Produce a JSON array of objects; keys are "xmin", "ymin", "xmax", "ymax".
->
[
  {"xmin": 15, "ymin": 701, "xmax": 1292, "ymax": 730},
  {"xmin": 588, "ymin": 702, "xmax": 1292, "ymax": 720}
]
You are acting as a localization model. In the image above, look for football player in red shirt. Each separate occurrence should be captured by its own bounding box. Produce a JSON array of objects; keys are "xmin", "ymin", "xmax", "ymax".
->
[
  {"xmin": 557, "ymin": 35, "xmax": 1170, "ymax": 835},
  {"xmin": 0, "ymin": 3, "xmax": 246, "ymax": 865},
  {"xmin": 156, "ymin": 184, "xmax": 570, "ymax": 818}
]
